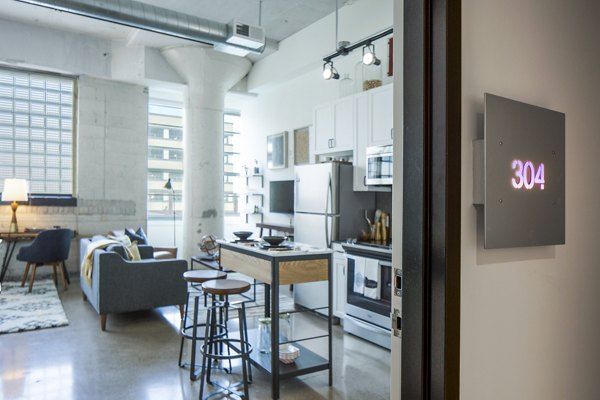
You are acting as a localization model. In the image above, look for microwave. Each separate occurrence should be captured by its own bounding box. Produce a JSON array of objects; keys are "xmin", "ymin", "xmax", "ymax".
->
[{"xmin": 366, "ymin": 145, "xmax": 393, "ymax": 185}]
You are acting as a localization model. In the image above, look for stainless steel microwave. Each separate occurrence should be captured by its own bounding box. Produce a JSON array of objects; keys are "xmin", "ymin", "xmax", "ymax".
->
[{"xmin": 366, "ymin": 145, "xmax": 393, "ymax": 185}]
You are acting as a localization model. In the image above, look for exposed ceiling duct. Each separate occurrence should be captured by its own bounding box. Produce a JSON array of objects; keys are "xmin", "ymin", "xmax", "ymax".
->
[{"xmin": 14, "ymin": 0, "xmax": 266, "ymax": 55}]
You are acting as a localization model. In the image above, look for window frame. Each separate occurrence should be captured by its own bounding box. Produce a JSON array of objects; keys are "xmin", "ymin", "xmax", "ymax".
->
[{"xmin": 0, "ymin": 65, "xmax": 78, "ymax": 206}]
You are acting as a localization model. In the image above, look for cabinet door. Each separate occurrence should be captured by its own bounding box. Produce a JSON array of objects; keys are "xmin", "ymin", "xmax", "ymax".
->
[
  {"xmin": 332, "ymin": 96, "xmax": 354, "ymax": 151},
  {"xmin": 333, "ymin": 251, "xmax": 347, "ymax": 319},
  {"xmin": 369, "ymin": 84, "xmax": 394, "ymax": 146},
  {"xmin": 314, "ymin": 103, "xmax": 334, "ymax": 154},
  {"xmin": 353, "ymin": 92, "xmax": 370, "ymax": 191}
]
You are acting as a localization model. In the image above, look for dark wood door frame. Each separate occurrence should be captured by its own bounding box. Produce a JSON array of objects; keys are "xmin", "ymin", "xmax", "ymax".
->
[{"xmin": 402, "ymin": 0, "xmax": 461, "ymax": 399}]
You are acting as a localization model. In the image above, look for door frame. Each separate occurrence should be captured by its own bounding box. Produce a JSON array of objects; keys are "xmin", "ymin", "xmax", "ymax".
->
[{"xmin": 401, "ymin": 0, "xmax": 461, "ymax": 399}]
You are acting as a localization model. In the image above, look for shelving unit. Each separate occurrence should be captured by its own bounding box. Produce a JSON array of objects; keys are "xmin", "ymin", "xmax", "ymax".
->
[{"xmin": 244, "ymin": 174, "xmax": 264, "ymax": 223}]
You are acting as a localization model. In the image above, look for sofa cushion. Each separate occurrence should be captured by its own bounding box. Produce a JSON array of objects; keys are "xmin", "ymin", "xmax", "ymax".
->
[
  {"xmin": 106, "ymin": 244, "xmax": 130, "ymax": 260},
  {"xmin": 126, "ymin": 241, "xmax": 142, "ymax": 261},
  {"xmin": 125, "ymin": 227, "xmax": 148, "ymax": 245}
]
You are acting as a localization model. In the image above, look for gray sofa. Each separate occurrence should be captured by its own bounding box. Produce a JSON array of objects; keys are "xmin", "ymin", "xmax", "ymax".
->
[{"xmin": 79, "ymin": 238, "xmax": 188, "ymax": 331}]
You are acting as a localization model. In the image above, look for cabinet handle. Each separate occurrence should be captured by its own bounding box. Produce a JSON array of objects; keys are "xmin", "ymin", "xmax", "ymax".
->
[
  {"xmin": 363, "ymin": 175, "xmax": 367, "ymax": 186},
  {"xmin": 328, "ymin": 138, "xmax": 332, "ymax": 148},
  {"xmin": 331, "ymin": 138, "xmax": 336, "ymax": 148},
  {"xmin": 391, "ymin": 128, "xmax": 394, "ymax": 139}
]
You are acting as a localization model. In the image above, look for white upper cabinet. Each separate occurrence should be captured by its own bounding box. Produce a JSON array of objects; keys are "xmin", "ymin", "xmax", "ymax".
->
[
  {"xmin": 313, "ymin": 96, "xmax": 355, "ymax": 155},
  {"xmin": 314, "ymin": 103, "xmax": 334, "ymax": 154},
  {"xmin": 369, "ymin": 84, "xmax": 394, "ymax": 146},
  {"xmin": 353, "ymin": 84, "xmax": 393, "ymax": 191}
]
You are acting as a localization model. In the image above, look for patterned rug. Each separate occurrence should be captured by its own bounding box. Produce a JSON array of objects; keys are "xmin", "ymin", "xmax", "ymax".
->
[{"xmin": 0, "ymin": 279, "xmax": 69, "ymax": 334}]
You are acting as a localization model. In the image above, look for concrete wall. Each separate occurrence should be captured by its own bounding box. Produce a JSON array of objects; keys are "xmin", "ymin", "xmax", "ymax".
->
[
  {"xmin": 461, "ymin": 1, "xmax": 600, "ymax": 398},
  {"xmin": 0, "ymin": 76, "xmax": 148, "ymax": 279}
]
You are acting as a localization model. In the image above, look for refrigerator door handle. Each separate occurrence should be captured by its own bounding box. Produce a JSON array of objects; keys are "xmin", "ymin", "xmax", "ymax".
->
[{"xmin": 325, "ymin": 173, "xmax": 333, "ymax": 248}]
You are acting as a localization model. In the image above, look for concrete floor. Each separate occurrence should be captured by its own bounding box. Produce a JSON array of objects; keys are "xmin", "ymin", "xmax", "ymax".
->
[{"xmin": 0, "ymin": 282, "xmax": 391, "ymax": 400}]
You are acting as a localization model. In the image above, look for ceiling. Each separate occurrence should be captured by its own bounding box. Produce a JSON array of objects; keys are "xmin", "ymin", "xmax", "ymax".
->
[{"xmin": 0, "ymin": 0, "xmax": 353, "ymax": 59}]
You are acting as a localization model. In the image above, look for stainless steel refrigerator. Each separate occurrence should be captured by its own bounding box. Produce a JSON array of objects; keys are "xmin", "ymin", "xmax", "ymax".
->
[{"xmin": 294, "ymin": 162, "xmax": 375, "ymax": 314}]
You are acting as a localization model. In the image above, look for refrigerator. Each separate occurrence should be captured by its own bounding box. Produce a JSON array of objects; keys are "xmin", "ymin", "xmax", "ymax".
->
[{"xmin": 294, "ymin": 162, "xmax": 375, "ymax": 314}]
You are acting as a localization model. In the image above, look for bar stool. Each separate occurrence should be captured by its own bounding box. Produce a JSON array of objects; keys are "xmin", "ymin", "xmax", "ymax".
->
[
  {"xmin": 179, "ymin": 269, "xmax": 227, "ymax": 381},
  {"xmin": 199, "ymin": 279, "xmax": 253, "ymax": 399}
]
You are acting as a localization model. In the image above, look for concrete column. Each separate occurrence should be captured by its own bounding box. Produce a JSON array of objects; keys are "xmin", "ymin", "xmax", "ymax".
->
[{"xmin": 162, "ymin": 45, "xmax": 251, "ymax": 260}]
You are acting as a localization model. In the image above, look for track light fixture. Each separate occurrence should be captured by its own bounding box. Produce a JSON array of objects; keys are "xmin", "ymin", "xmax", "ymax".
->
[
  {"xmin": 321, "ymin": 27, "xmax": 393, "ymax": 80},
  {"xmin": 362, "ymin": 44, "xmax": 381, "ymax": 66},
  {"xmin": 322, "ymin": 61, "xmax": 340, "ymax": 80}
]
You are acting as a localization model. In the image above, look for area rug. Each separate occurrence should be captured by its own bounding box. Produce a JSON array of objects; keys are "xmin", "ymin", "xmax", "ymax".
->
[{"xmin": 0, "ymin": 279, "xmax": 69, "ymax": 334}]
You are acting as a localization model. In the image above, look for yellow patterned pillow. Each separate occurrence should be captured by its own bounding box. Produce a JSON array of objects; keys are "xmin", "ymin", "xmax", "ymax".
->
[{"xmin": 125, "ymin": 241, "xmax": 141, "ymax": 261}]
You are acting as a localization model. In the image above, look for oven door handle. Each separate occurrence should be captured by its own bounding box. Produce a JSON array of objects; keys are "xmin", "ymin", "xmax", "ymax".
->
[{"xmin": 351, "ymin": 317, "xmax": 389, "ymax": 334}]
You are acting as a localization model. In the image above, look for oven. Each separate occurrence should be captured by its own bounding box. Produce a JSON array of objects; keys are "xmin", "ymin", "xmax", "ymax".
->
[
  {"xmin": 366, "ymin": 145, "xmax": 393, "ymax": 186},
  {"xmin": 342, "ymin": 244, "xmax": 394, "ymax": 349}
]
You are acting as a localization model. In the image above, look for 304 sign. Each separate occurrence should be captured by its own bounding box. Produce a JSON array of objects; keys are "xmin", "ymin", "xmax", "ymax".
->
[{"xmin": 511, "ymin": 160, "xmax": 545, "ymax": 191}]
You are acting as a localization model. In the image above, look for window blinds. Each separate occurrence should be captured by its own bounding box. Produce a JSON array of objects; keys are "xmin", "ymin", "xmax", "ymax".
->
[{"xmin": 0, "ymin": 68, "xmax": 74, "ymax": 195}]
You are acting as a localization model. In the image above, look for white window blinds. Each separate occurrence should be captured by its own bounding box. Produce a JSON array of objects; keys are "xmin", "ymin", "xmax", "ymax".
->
[{"xmin": 0, "ymin": 67, "xmax": 74, "ymax": 195}]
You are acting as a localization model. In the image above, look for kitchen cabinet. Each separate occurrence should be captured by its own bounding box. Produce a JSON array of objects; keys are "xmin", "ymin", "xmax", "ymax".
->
[
  {"xmin": 368, "ymin": 84, "xmax": 394, "ymax": 146},
  {"xmin": 353, "ymin": 84, "xmax": 393, "ymax": 192},
  {"xmin": 313, "ymin": 96, "xmax": 355, "ymax": 155},
  {"xmin": 333, "ymin": 245, "xmax": 347, "ymax": 319}
]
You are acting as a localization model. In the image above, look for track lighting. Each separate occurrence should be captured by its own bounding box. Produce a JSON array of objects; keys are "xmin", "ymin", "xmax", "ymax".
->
[
  {"xmin": 322, "ymin": 61, "xmax": 340, "ymax": 80},
  {"xmin": 362, "ymin": 44, "xmax": 381, "ymax": 66},
  {"xmin": 321, "ymin": 27, "xmax": 392, "ymax": 79}
]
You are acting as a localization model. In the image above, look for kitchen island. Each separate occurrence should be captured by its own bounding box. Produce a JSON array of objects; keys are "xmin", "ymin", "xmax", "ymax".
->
[{"xmin": 217, "ymin": 240, "xmax": 333, "ymax": 400}]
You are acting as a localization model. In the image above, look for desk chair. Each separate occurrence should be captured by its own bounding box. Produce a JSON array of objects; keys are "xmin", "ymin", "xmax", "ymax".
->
[{"xmin": 17, "ymin": 228, "xmax": 73, "ymax": 293}]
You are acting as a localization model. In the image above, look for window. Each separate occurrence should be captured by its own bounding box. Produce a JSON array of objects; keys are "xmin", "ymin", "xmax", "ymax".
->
[
  {"xmin": 147, "ymin": 97, "xmax": 183, "ymax": 219},
  {"xmin": 224, "ymin": 113, "xmax": 242, "ymax": 215},
  {"xmin": 0, "ymin": 67, "xmax": 75, "ymax": 196}
]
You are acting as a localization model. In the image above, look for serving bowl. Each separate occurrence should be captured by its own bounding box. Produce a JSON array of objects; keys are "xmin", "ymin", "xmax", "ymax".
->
[
  {"xmin": 233, "ymin": 231, "xmax": 253, "ymax": 240},
  {"xmin": 262, "ymin": 236, "xmax": 287, "ymax": 246}
]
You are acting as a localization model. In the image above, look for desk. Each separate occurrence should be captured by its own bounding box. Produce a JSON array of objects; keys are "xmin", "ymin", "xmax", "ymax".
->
[
  {"xmin": 217, "ymin": 240, "xmax": 332, "ymax": 400},
  {"xmin": 256, "ymin": 223, "xmax": 294, "ymax": 238},
  {"xmin": 0, "ymin": 232, "xmax": 38, "ymax": 283}
]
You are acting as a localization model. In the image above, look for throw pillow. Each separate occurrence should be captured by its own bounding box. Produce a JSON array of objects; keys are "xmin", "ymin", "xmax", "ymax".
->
[
  {"xmin": 125, "ymin": 228, "xmax": 147, "ymax": 245},
  {"xmin": 135, "ymin": 227, "xmax": 149, "ymax": 245},
  {"xmin": 125, "ymin": 241, "xmax": 142, "ymax": 261},
  {"xmin": 106, "ymin": 244, "xmax": 130, "ymax": 260}
]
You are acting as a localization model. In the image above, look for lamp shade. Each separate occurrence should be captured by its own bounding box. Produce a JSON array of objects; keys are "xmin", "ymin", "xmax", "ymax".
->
[{"xmin": 1, "ymin": 179, "xmax": 29, "ymax": 202}]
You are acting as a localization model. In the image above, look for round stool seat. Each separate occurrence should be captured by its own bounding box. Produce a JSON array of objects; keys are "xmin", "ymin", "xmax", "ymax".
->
[
  {"xmin": 183, "ymin": 270, "xmax": 226, "ymax": 283},
  {"xmin": 202, "ymin": 279, "xmax": 251, "ymax": 296}
]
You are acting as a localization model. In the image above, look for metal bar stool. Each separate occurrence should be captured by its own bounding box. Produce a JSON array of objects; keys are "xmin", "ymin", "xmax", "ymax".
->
[
  {"xmin": 199, "ymin": 279, "xmax": 253, "ymax": 400},
  {"xmin": 179, "ymin": 269, "xmax": 227, "ymax": 381}
]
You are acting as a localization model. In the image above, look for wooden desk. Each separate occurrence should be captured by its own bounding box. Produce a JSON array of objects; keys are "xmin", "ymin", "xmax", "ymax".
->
[
  {"xmin": 0, "ymin": 232, "xmax": 39, "ymax": 283},
  {"xmin": 256, "ymin": 222, "xmax": 294, "ymax": 238},
  {"xmin": 217, "ymin": 240, "xmax": 332, "ymax": 400}
]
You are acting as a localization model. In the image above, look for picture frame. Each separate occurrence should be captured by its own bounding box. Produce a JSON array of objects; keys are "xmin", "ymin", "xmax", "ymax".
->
[
  {"xmin": 267, "ymin": 131, "xmax": 288, "ymax": 169},
  {"xmin": 294, "ymin": 126, "xmax": 310, "ymax": 166}
]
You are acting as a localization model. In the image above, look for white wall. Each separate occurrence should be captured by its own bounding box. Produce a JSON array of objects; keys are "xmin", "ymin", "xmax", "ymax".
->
[
  {"xmin": 461, "ymin": 1, "xmax": 600, "ymax": 399},
  {"xmin": 238, "ymin": 0, "xmax": 393, "ymax": 234}
]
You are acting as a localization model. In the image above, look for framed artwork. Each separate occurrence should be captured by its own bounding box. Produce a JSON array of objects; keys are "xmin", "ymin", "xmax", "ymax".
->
[
  {"xmin": 267, "ymin": 131, "xmax": 288, "ymax": 169},
  {"xmin": 294, "ymin": 126, "xmax": 310, "ymax": 166}
]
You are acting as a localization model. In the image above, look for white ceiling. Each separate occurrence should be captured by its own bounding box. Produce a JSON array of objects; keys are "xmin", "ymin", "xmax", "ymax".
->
[{"xmin": 0, "ymin": 0, "xmax": 353, "ymax": 58}]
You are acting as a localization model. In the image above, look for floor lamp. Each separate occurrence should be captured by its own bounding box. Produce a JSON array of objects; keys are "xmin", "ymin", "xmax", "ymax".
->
[{"xmin": 164, "ymin": 178, "xmax": 176, "ymax": 247}]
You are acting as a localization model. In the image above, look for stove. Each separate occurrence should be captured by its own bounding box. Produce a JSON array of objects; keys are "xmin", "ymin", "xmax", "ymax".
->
[{"xmin": 341, "ymin": 241, "xmax": 392, "ymax": 260}]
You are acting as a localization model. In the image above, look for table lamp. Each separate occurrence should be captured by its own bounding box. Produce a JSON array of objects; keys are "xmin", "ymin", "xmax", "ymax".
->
[{"xmin": 2, "ymin": 179, "xmax": 29, "ymax": 233}]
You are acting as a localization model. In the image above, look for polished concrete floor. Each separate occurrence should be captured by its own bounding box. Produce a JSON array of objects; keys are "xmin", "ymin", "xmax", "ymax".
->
[{"xmin": 0, "ymin": 281, "xmax": 391, "ymax": 400}]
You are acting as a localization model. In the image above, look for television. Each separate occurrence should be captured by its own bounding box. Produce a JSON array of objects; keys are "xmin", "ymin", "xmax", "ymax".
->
[{"xmin": 269, "ymin": 180, "xmax": 294, "ymax": 214}]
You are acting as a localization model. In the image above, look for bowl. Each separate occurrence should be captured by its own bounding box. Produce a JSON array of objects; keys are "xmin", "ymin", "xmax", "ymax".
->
[
  {"xmin": 262, "ymin": 236, "xmax": 287, "ymax": 246},
  {"xmin": 233, "ymin": 231, "xmax": 253, "ymax": 240},
  {"xmin": 279, "ymin": 344, "xmax": 300, "ymax": 364}
]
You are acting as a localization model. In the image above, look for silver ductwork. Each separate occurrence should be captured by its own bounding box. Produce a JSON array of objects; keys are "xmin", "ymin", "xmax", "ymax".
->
[{"xmin": 15, "ymin": 0, "xmax": 265, "ymax": 54}]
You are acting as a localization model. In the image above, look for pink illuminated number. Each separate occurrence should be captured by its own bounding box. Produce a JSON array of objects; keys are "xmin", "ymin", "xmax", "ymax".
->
[
  {"xmin": 535, "ymin": 163, "xmax": 545, "ymax": 190},
  {"xmin": 511, "ymin": 160, "xmax": 524, "ymax": 189},
  {"xmin": 523, "ymin": 161, "xmax": 535, "ymax": 190}
]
